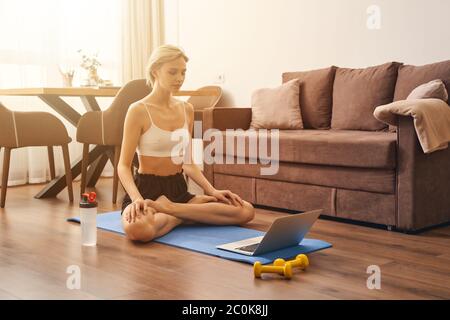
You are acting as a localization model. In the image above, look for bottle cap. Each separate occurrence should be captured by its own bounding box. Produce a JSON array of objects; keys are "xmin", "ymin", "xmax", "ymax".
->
[{"xmin": 80, "ymin": 192, "xmax": 98, "ymax": 208}]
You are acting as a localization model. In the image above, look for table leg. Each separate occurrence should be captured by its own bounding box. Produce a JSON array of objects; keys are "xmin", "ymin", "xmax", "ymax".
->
[
  {"xmin": 38, "ymin": 95, "xmax": 81, "ymax": 126},
  {"xmin": 80, "ymin": 96, "xmax": 101, "ymax": 112},
  {"xmin": 34, "ymin": 145, "xmax": 108, "ymax": 199},
  {"xmin": 86, "ymin": 152, "xmax": 110, "ymax": 188},
  {"xmin": 85, "ymin": 146, "xmax": 119, "ymax": 187},
  {"xmin": 105, "ymin": 148, "xmax": 116, "ymax": 164}
]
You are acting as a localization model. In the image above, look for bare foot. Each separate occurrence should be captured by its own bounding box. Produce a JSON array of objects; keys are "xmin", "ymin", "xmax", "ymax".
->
[
  {"xmin": 144, "ymin": 195, "xmax": 175, "ymax": 214},
  {"xmin": 141, "ymin": 206, "xmax": 156, "ymax": 221}
]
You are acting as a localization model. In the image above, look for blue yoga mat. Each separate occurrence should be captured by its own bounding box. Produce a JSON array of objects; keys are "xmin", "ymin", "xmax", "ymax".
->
[{"xmin": 68, "ymin": 211, "xmax": 332, "ymax": 265}]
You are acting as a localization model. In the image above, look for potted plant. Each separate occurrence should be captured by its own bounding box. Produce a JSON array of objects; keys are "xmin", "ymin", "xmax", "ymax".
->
[{"xmin": 78, "ymin": 49, "xmax": 102, "ymax": 86}]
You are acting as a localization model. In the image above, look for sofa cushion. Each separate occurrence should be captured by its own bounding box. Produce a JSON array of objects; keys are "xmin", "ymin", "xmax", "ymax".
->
[
  {"xmin": 250, "ymin": 78, "xmax": 303, "ymax": 129},
  {"xmin": 282, "ymin": 66, "xmax": 337, "ymax": 129},
  {"xmin": 407, "ymin": 79, "xmax": 449, "ymax": 101},
  {"xmin": 394, "ymin": 60, "xmax": 450, "ymax": 104},
  {"xmin": 213, "ymin": 161, "xmax": 396, "ymax": 194},
  {"xmin": 331, "ymin": 62, "xmax": 401, "ymax": 131},
  {"xmin": 212, "ymin": 129, "xmax": 397, "ymax": 169}
]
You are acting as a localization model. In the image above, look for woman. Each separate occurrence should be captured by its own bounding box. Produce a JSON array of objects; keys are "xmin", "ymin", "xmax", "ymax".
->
[{"xmin": 118, "ymin": 45, "xmax": 255, "ymax": 242}]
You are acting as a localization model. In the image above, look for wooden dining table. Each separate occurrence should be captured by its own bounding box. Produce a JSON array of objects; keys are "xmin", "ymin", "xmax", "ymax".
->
[{"xmin": 0, "ymin": 87, "xmax": 217, "ymax": 199}]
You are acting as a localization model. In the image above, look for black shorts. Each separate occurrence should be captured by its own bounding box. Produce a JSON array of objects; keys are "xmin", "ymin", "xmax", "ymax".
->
[{"xmin": 121, "ymin": 170, "xmax": 196, "ymax": 215}]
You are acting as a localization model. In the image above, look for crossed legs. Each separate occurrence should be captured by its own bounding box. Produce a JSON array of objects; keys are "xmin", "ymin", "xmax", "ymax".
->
[{"xmin": 122, "ymin": 195, "xmax": 255, "ymax": 243}]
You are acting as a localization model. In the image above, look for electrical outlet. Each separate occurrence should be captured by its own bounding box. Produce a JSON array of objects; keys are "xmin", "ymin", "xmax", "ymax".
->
[{"xmin": 214, "ymin": 73, "xmax": 225, "ymax": 84}]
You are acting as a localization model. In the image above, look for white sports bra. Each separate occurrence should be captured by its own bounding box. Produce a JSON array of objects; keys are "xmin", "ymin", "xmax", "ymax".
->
[{"xmin": 136, "ymin": 101, "xmax": 190, "ymax": 158}]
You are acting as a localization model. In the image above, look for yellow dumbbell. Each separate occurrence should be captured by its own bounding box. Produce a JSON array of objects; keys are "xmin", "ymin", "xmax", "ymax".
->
[
  {"xmin": 273, "ymin": 254, "xmax": 309, "ymax": 269},
  {"xmin": 273, "ymin": 258, "xmax": 286, "ymax": 267},
  {"xmin": 253, "ymin": 261, "xmax": 293, "ymax": 279}
]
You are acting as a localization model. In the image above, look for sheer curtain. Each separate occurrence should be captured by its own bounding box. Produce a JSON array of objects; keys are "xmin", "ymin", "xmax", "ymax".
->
[
  {"xmin": 0, "ymin": 0, "xmax": 122, "ymax": 186},
  {"xmin": 121, "ymin": 0, "xmax": 164, "ymax": 82}
]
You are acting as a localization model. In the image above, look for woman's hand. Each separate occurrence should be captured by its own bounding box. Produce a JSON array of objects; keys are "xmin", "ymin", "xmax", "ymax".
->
[
  {"xmin": 210, "ymin": 189, "xmax": 244, "ymax": 207},
  {"xmin": 126, "ymin": 198, "xmax": 153, "ymax": 223}
]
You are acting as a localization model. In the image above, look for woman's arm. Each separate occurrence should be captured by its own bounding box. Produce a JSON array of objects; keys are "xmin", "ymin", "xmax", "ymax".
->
[
  {"xmin": 183, "ymin": 160, "xmax": 243, "ymax": 206},
  {"xmin": 118, "ymin": 104, "xmax": 144, "ymax": 202},
  {"xmin": 181, "ymin": 103, "xmax": 242, "ymax": 206},
  {"xmin": 182, "ymin": 162, "xmax": 215, "ymax": 195},
  {"xmin": 181, "ymin": 102, "xmax": 215, "ymax": 194}
]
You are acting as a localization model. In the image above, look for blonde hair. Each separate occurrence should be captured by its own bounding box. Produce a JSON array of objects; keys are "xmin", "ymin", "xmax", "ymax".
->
[{"xmin": 146, "ymin": 44, "xmax": 189, "ymax": 87}]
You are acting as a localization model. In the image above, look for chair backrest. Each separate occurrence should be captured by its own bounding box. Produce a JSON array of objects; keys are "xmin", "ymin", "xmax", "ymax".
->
[
  {"xmin": 186, "ymin": 86, "xmax": 222, "ymax": 110},
  {"xmin": 0, "ymin": 102, "xmax": 16, "ymax": 147},
  {"xmin": 0, "ymin": 101, "xmax": 10, "ymax": 114},
  {"xmin": 0, "ymin": 101, "xmax": 71, "ymax": 148},
  {"xmin": 103, "ymin": 79, "xmax": 152, "ymax": 145}
]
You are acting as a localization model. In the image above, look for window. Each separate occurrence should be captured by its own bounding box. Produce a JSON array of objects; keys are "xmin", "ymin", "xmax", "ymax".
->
[
  {"xmin": 0, "ymin": 0, "xmax": 122, "ymax": 87},
  {"xmin": 0, "ymin": 0, "xmax": 123, "ymax": 185}
]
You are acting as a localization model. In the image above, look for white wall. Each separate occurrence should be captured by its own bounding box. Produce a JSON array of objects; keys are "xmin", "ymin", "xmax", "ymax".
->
[{"xmin": 164, "ymin": 0, "xmax": 450, "ymax": 107}]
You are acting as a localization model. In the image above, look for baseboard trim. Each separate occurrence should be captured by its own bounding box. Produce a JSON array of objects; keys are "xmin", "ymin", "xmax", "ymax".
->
[
  {"xmin": 254, "ymin": 203, "xmax": 396, "ymax": 232},
  {"xmin": 253, "ymin": 203, "xmax": 450, "ymax": 234}
]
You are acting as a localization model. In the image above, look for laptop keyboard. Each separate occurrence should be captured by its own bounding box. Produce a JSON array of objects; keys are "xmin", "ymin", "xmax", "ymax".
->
[{"xmin": 236, "ymin": 243, "xmax": 259, "ymax": 252}]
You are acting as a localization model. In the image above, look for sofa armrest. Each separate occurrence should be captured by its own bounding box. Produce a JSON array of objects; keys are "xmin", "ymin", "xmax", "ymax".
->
[
  {"xmin": 200, "ymin": 107, "xmax": 251, "ymax": 184},
  {"xmin": 202, "ymin": 107, "xmax": 252, "ymax": 134},
  {"xmin": 397, "ymin": 116, "xmax": 450, "ymax": 232}
]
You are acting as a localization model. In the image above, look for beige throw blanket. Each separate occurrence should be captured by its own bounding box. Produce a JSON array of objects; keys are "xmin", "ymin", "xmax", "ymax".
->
[{"xmin": 374, "ymin": 99, "xmax": 450, "ymax": 153}]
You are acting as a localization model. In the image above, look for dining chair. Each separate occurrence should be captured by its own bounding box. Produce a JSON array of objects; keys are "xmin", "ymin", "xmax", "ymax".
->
[
  {"xmin": 76, "ymin": 79, "xmax": 151, "ymax": 204},
  {"xmin": 0, "ymin": 102, "xmax": 73, "ymax": 208},
  {"xmin": 186, "ymin": 85, "xmax": 223, "ymax": 133},
  {"xmin": 187, "ymin": 85, "xmax": 222, "ymax": 110}
]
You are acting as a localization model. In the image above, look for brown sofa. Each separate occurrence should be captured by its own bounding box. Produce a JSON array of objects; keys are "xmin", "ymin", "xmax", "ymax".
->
[{"xmin": 202, "ymin": 60, "xmax": 450, "ymax": 233}]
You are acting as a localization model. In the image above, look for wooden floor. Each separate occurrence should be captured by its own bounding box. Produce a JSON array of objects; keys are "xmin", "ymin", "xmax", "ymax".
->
[{"xmin": 0, "ymin": 178, "xmax": 449, "ymax": 300}]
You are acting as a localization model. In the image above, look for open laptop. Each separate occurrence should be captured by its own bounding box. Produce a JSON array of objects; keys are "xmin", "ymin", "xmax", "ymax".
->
[{"xmin": 216, "ymin": 209, "xmax": 322, "ymax": 256}]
